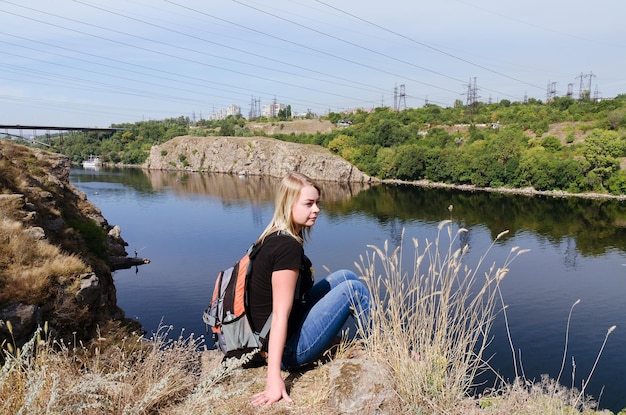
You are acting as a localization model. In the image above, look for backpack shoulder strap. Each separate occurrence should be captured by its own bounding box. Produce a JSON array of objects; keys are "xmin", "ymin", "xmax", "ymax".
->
[{"xmin": 246, "ymin": 229, "xmax": 303, "ymax": 344}]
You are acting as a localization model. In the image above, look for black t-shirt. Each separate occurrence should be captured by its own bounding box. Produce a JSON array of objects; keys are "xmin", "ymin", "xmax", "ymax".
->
[{"xmin": 248, "ymin": 232, "xmax": 313, "ymax": 337}]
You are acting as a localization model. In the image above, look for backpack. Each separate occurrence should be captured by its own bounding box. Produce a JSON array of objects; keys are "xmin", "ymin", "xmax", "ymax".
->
[{"xmin": 202, "ymin": 241, "xmax": 270, "ymax": 358}]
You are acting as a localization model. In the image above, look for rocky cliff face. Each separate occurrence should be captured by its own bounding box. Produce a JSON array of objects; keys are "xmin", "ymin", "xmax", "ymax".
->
[
  {"xmin": 143, "ymin": 135, "xmax": 373, "ymax": 183},
  {"xmin": 0, "ymin": 141, "xmax": 139, "ymax": 349}
]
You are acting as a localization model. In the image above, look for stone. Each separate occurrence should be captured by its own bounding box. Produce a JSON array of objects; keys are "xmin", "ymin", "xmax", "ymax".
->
[
  {"xmin": 0, "ymin": 303, "xmax": 41, "ymax": 346},
  {"xmin": 327, "ymin": 358, "xmax": 396, "ymax": 414},
  {"xmin": 108, "ymin": 225, "xmax": 122, "ymax": 239},
  {"xmin": 75, "ymin": 273, "xmax": 101, "ymax": 308},
  {"xmin": 143, "ymin": 135, "xmax": 373, "ymax": 183},
  {"xmin": 23, "ymin": 226, "xmax": 45, "ymax": 240}
]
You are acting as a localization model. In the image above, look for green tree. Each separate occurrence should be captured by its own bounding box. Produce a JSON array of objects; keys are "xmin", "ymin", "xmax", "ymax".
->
[
  {"xmin": 278, "ymin": 105, "xmax": 292, "ymax": 121},
  {"xmin": 540, "ymin": 135, "xmax": 562, "ymax": 152},
  {"xmin": 582, "ymin": 129, "xmax": 624, "ymax": 189},
  {"xmin": 607, "ymin": 108, "xmax": 626, "ymax": 130},
  {"xmin": 393, "ymin": 144, "xmax": 427, "ymax": 180},
  {"xmin": 606, "ymin": 170, "xmax": 626, "ymax": 195}
]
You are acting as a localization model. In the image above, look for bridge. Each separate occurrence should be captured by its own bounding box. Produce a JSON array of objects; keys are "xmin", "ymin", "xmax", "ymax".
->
[{"xmin": 0, "ymin": 125, "xmax": 127, "ymax": 141}]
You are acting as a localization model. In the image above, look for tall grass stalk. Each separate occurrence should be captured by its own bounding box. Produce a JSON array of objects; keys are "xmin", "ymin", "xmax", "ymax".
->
[
  {"xmin": 0, "ymin": 324, "xmax": 204, "ymax": 414},
  {"xmin": 557, "ymin": 299, "xmax": 582, "ymax": 385},
  {"xmin": 355, "ymin": 220, "xmax": 528, "ymax": 413},
  {"xmin": 578, "ymin": 325, "xmax": 617, "ymax": 403}
]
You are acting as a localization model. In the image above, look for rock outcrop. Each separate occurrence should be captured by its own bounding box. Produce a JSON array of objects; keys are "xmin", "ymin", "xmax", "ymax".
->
[
  {"xmin": 0, "ymin": 141, "xmax": 144, "ymax": 350},
  {"xmin": 143, "ymin": 135, "xmax": 373, "ymax": 183}
]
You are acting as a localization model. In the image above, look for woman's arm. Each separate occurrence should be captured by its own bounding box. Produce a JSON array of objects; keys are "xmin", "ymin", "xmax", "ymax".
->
[{"xmin": 252, "ymin": 268, "xmax": 298, "ymax": 406}]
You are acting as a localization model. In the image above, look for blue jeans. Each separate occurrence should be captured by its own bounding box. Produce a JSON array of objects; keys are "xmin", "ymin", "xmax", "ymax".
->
[{"xmin": 281, "ymin": 269, "xmax": 370, "ymax": 370}]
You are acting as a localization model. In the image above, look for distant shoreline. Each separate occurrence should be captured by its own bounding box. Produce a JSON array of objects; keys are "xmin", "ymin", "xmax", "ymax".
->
[
  {"xmin": 92, "ymin": 162, "xmax": 626, "ymax": 201},
  {"xmin": 383, "ymin": 178, "xmax": 626, "ymax": 201}
]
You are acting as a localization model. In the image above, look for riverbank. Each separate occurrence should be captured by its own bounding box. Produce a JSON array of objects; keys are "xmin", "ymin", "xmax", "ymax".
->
[
  {"xmin": 123, "ymin": 159, "xmax": 626, "ymax": 201},
  {"xmin": 384, "ymin": 178, "xmax": 626, "ymax": 201}
]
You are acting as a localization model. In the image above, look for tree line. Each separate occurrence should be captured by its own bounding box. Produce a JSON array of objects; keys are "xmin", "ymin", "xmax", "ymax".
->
[
  {"xmin": 26, "ymin": 94, "xmax": 626, "ymax": 195},
  {"xmin": 277, "ymin": 95, "xmax": 626, "ymax": 195}
]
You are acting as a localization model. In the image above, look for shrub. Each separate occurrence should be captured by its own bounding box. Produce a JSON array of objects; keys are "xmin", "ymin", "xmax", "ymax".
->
[
  {"xmin": 67, "ymin": 218, "xmax": 108, "ymax": 259},
  {"xmin": 356, "ymin": 220, "xmax": 524, "ymax": 412}
]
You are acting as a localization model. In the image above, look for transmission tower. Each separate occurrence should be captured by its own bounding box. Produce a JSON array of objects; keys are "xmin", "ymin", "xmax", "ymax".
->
[
  {"xmin": 393, "ymin": 84, "xmax": 398, "ymax": 111},
  {"xmin": 546, "ymin": 81, "xmax": 557, "ymax": 101},
  {"xmin": 248, "ymin": 96, "xmax": 257, "ymax": 119},
  {"xmin": 587, "ymin": 72, "xmax": 595, "ymax": 93},
  {"xmin": 576, "ymin": 72, "xmax": 587, "ymax": 100},
  {"xmin": 465, "ymin": 79, "xmax": 473, "ymax": 107},
  {"xmin": 465, "ymin": 77, "xmax": 479, "ymax": 107},
  {"xmin": 464, "ymin": 77, "xmax": 479, "ymax": 118},
  {"xmin": 398, "ymin": 84, "xmax": 406, "ymax": 111},
  {"xmin": 566, "ymin": 83, "xmax": 574, "ymax": 98},
  {"xmin": 576, "ymin": 72, "xmax": 596, "ymax": 100},
  {"xmin": 248, "ymin": 96, "xmax": 262, "ymax": 119}
]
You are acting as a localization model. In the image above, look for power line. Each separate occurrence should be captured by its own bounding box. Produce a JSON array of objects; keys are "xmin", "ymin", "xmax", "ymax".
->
[
  {"xmin": 313, "ymin": 0, "xmax": 545, "ymax": 94},
  {"xmin": 165, "ymin": 0, "xmax": 460, "ymax": 96},
  {"xmin": 0, "ymin": 4, "xmax": 357, "ymax": 102},
  {"xmin": 71, "ymin": 0, "xmax": 389, "ymax": 96},
  {"xmin": 0, "ymin": 31, "xmax": 271, "ymax": 102},
  {"xmin": 232, "ymin": 0, "xmax": 468, "ymax": 85},
  {"xmin": 0, "ymin": 4, "xmax": 372, "ymax": 108}
]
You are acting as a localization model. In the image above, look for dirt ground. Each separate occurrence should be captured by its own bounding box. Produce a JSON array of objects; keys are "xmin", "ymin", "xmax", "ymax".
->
[
  {"xmin": 247, "ymin": 119, "xmax": 336, "ymax": 135},
  {"xmin": 537, "ymin": 121, "xmax": 594, "ymax": 144},
  {"xmin": 248, "ymin": 119, "xmax": 597, "ymax": 150}
]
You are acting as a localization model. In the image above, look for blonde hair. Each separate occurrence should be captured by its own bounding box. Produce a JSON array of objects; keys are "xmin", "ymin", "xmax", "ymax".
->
[{"xmin": 258, "ymin": 172, "xmax": 321, "ymax": 245}]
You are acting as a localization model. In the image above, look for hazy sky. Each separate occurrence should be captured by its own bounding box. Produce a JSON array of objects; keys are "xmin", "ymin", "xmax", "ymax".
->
[{"xmin": 1, "ymin": 0, "xmax": 624, "ymax": 127}]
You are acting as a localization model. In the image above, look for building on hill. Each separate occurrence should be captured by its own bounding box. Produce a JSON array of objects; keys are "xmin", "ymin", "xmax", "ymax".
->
[
  {"xmin": 209, "ymin": 104, "xmax": 241, "ymax": 120},
  {"xmin": 262, "ymin": 102, "xmax": 285, "ymax": 118}
]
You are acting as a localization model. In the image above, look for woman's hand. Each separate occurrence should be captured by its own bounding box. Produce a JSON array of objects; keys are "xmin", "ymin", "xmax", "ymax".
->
[
  {"xmin": 252, "ymin": 268, "xmax": 298, "ymax": 407},
  {"xmin": 252, "ymin": 373, "xmax": 292, "ymax": 406}
]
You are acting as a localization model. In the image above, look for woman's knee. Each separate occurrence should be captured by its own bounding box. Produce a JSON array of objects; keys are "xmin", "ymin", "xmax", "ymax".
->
[
  {"xmin": 335, "ymin": 279, "xmax": 369, "ymax": 306},
  {"xmin": 326, "ymin": 269, "xmax": 359, "ymax": 285}
]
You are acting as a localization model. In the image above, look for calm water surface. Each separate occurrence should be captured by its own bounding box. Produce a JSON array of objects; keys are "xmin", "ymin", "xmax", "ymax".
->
[{"xmin": 70, "ymin": 167, "xmax": 626, "ymax": 412}]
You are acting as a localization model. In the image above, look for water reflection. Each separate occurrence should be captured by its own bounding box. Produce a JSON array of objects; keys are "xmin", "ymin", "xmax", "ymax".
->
[
  {"xmin": 127, "ymin": 169, "xmax": 374, "ymax": 204},
  {"xmin": 73, "ymin": 168, "xmax": 626, "ymax": 257},
  {"xmin": 330, "ymin": 183, "xmax": 626, "ymax": 257},
  {"xmin": 70, "ymin": 168, "xmax": 626, "ymax": 412}
]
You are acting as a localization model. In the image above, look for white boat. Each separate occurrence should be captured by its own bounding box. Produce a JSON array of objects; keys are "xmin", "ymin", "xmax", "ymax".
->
[{"xmin": 82, "ymin": 155, "xmax": 102, "ymax": 169}]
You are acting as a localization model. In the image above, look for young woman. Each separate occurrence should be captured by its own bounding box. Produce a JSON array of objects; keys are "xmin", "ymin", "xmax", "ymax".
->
[{"xmin": 249, "ymin": 172, "xmax": 370, "ymax": 407}]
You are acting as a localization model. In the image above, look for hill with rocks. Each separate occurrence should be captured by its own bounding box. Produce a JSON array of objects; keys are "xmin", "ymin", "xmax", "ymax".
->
[
  {"xmin": 0, "ymin": 140, "xmax": 146, "ymax": 349},
  {"xmin": 143, "ymin": 135, "xmax": 373, "ymax": 183}
]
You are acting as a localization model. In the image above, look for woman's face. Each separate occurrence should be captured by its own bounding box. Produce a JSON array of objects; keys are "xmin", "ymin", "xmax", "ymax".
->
[{"xmin": 291, "ymin": 185, "xmax": 320, "ymax": 232}]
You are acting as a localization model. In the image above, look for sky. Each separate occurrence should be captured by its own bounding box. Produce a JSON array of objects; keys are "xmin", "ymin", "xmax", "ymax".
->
[{"xmin": 1, "ymin": 0, "xmax": 624, "ymax": 127}]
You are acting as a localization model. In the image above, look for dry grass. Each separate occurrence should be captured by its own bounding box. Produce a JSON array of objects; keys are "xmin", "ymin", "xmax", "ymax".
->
[
  {"xmin": 0, "ymin": 216, "xmax": 88, "ymax": 305},
  {"xmin": 0, "ymin": 324, "xmax": 202, "ymax": 414},
  {"xmin": 354, "ymin": 218, "xmax": 617, "ymax": 414},
  {"xmin": 1, "ymin": 218, "xmax": 621, "ymax": 414},
  {"xmin": 0, "ymin": 322, "xmax": 341, "ymax": 415},
  {"xmin": 354, "ymin": 220, "xmax": 523, "ymax": 413}
]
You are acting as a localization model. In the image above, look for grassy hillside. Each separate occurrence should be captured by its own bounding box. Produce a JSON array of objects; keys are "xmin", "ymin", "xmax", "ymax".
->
[{"xmin": 0, "ymin": 141, "xmax": 136, "ymax": 349}]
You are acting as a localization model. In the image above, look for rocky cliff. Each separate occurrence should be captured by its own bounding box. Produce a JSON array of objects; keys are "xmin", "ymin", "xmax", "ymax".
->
[
  {"xmin": 0, "ymin": 141, "xmax": 144, "ymax": 349},
  {"xmin": 143, "ymin": 135, "xmax": 373, "ymax": 183}
]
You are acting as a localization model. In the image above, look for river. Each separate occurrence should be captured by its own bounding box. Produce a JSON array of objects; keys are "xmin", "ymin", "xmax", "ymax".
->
[{"xmin": 69, "ymin": 167, "xmax": 626, "ymax": 412}]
